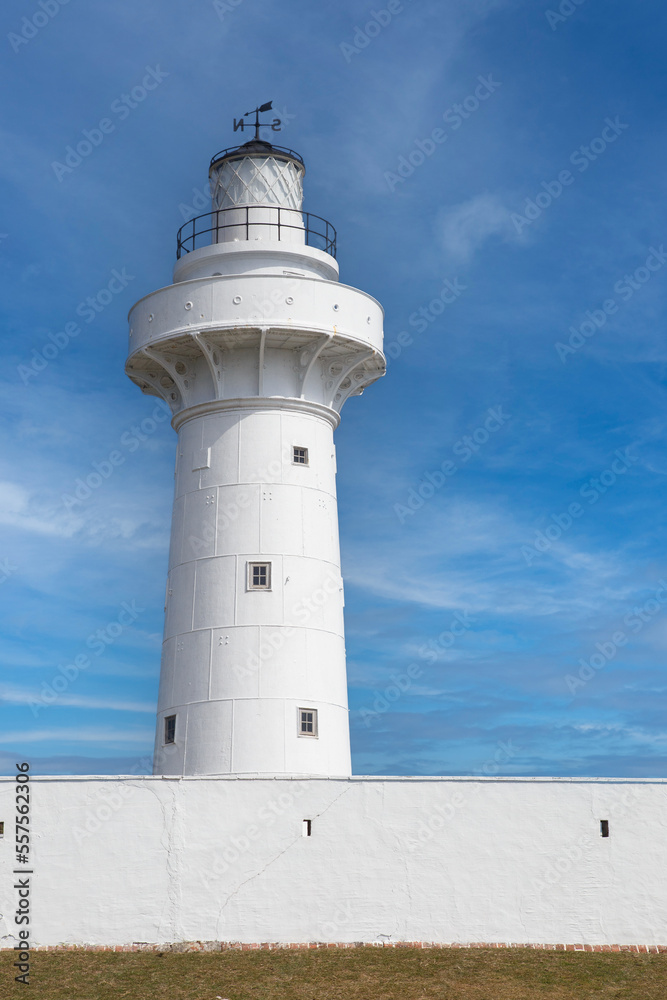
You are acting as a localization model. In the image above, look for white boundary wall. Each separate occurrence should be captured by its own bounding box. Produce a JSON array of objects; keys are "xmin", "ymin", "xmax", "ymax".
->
[{"xmin": 1, "ymin": 775, "xmax": 665, "ymax": 948}]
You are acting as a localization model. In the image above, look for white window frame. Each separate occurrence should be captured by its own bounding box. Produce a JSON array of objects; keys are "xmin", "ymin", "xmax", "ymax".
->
[
  {"xmin": 248, "ymin": 561, "xmax": 272, "ymax": 591},
  {"xmin": 298, "ymin": 707, "xmax": 318, "ymax": 738},
  {"xmin": 292, "ymin": 446, "xmax": 309, "ymax": 466}
]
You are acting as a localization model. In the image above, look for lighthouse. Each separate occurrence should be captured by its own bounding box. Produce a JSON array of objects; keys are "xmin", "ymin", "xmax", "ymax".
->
[{"xmin": 125, "ymin": 107, "xmax": 385, "ymax": 777}]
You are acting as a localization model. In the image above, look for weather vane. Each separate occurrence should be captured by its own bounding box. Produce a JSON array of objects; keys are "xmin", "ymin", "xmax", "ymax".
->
[{"xmin": 233, "ymin": 101, "xmax": 282, "ymax": 140}]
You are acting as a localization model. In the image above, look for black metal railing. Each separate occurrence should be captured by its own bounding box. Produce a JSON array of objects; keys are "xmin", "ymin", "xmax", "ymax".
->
[
  {"xmin": 176, "ymin": 206, "xmax": 337, "ymax": 259},
  {"xmin": 209, "ymin": 145, "xmax": 305, "ymax": 168}
]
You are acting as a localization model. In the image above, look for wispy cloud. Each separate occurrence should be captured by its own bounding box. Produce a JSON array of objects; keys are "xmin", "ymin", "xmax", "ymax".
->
[
  {"xmin": 0, "ymin": 480, "xmax": 80, "ymax": 538},
  {"xmin": 438, "ymin": 193, "xmax": 520, "ymax": 263},
  {"xmin": 0, "ymin": 685, "xmax": 155, "ymax": 714},
  {"xmin": 0, "ymin": 727, "xmax": 153, "ymax": 744}
]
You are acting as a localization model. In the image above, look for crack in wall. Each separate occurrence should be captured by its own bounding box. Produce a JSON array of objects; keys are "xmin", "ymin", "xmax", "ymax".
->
[
  {"xmin": 141, "ymin": 780, "xmax": 183, "ymax": 942},
  {"xmin": 214, "ymin": 783, "xmax": 353, "ymax": 936},
  {"xmin": 214, "ymin": 834, "xmax": 301, "ymax": 935}
]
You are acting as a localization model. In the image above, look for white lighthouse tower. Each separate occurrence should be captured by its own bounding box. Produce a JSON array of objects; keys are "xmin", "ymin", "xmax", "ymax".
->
[{"xmin": 126, "ymin": 109, "xmax": 385, "ymax": 777}]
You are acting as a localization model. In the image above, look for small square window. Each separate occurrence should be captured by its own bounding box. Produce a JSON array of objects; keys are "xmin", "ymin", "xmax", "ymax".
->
[
  {"xmin": 298, "ymin": 707, "xmax": 318, "ymax": 738},
  {"xmin": 293, "ymin": 446, "xmax": 309, "ymax": 465},
  {"xmin": 164, "ymin": 715, "xmax": 176, "ymax": 745},
  {"xmin": 248, "ymin": 562, "xmax": 271, "ymax": 590}
]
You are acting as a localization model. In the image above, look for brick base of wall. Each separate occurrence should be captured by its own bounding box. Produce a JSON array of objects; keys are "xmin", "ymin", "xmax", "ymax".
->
[{"xmin": 20, "ymin": 942, "xmax": 667, "ymax": 954}]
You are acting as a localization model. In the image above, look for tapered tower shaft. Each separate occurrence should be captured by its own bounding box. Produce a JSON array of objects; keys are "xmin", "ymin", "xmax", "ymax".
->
[{"xmin": 126, "ymin": 137, "xmax": 385, "ymax": 776}]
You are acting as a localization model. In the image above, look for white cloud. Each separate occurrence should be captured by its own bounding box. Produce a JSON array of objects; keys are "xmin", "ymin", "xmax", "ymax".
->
[
  {"xmin": 0, "ymin": 727, "xmax": 153, "ymax": 744},
  {"xmin": 438, "ymin": 193, "xmax": 519, "ymax": 263},
  {"xmin": 571, "ymin": 723, "xmax": 667, "ymax": 747},
  {"xmin": 344, "ymin": 495, "xmax": 629, "ymax": 620},
  {"xmin": 0, "ymin": 480, "xmax": 81, "ymax": 538},
  {"xmin": 0, "ymin": 686, "xmax": 155, "ymax": 714}
]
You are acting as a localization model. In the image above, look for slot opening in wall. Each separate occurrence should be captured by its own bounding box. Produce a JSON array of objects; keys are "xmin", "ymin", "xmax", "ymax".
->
[
  {"xmin": 0, "ymin": 821, "xmax": 4, "ymax": 837},
  {"xmin": 600, "ymin": 820, "xmax": 609, "ymax": 838},
  {"xmin": 302, "ymin": 819, "xmax": 312, "ymax": 837}
]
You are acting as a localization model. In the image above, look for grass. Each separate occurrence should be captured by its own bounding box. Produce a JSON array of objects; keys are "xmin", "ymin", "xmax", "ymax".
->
[{"xmin": 2, "ymin": 947, "xmax": 666, "ymax": 999}]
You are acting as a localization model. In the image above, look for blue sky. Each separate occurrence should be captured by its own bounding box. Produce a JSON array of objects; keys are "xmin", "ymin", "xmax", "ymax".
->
[{"xmin": 2, "ymin": 0, "xmax": 667, "ymax": 777}]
